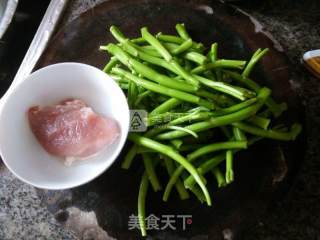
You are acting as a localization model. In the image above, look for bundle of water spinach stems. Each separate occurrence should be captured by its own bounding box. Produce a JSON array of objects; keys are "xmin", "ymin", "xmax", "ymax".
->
[{"xmin": 100, "ymin": 23, "xmax": 302, "ymax": 237}]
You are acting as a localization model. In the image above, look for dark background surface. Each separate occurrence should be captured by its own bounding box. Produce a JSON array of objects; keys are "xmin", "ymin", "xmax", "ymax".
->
[
  {"xmin": 0, "ymin": 0, "xmax": 319, "ymax": 239},
  {"xmin": 236, "ymin": 1, "xmax": 320, "ymax": 239}
]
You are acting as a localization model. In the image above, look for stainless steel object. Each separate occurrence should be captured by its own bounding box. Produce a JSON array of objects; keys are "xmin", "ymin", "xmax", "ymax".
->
[
  {"xmin": 10, "ymin": 0, "xmax": 68, "ymax": 88},
  {"xmin": 0, "ymin": 0, "xmax": 68, "ymax": 109},
  {"xmin": 0, "ymin": 0, "xmax": 18, "ymax": 39}
]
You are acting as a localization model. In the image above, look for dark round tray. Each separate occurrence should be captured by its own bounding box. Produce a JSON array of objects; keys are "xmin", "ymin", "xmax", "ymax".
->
[{"xmin": 36, "ymin": 0, "xmax": 305, "ymax": 239}]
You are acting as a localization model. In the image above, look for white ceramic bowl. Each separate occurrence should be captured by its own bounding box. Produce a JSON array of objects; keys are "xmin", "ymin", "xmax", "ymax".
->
[{"xmin": 0, "ymin": 63, "xmax": 130, "ymax": 189}]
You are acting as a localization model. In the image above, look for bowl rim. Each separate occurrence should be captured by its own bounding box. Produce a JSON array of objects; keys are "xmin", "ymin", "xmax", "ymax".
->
[{"xmin": 0, "ymin": 62, "xmax": 130, "ymax": 190}]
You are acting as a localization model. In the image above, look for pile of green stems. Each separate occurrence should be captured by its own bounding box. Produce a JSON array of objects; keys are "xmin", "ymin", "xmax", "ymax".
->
[{"xmin": 100, "ymin": 24, "xmax": 302, "ymax": 237}]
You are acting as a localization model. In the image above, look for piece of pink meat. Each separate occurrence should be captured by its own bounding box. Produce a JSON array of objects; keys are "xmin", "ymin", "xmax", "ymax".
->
[{"xmin": 28, "ymin": 99, "xmax": 120, "ymax": 159}]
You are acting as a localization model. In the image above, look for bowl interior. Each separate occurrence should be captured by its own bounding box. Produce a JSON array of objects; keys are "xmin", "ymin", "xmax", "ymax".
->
[{"xmin": 0, "ymin": 63, "xmax": 129, "ymax": 189}]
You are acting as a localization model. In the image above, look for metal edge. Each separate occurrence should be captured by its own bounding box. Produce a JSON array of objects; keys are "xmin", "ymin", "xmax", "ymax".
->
[
  {"xmin": 10, "ymin": 0, "xmax": 69, "ymax": 89},
  {"xmin": 0, "ymin": 0, "xmax": 19, "ymax": 39},
  {"xmin": 0, "ymin": 0, "xmax": 69, "ymax": 111}
]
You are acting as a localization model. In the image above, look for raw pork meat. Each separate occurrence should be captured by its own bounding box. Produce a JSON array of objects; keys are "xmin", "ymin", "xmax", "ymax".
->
[{"xmin": 28, "ymin": 99, "xmax": 120, "ymax": 161}]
